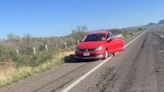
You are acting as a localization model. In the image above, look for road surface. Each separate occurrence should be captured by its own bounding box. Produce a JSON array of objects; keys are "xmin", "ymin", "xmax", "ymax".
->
[{"xmin": 1, "ymin": 29, "xmax": 164, "ymax": 92}]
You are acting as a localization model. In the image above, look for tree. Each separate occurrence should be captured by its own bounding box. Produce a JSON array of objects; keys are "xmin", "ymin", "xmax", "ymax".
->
[{"xmin": 70, "ymin": 26, "xmax": 88, "ymax": 40}]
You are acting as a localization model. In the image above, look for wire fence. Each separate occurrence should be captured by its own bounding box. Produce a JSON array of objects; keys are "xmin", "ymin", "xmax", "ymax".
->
[
  {"xmin": 15, "ymin": 40, "xmax": 79, "ymax": 56},
  {"xmin": 0, "ymin": 38, "xmax": 82, "ymax": 68}
]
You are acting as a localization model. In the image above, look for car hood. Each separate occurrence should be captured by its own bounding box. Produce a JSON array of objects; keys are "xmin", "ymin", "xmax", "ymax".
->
[{"xmin": 77, "ymin": 41, "xmax": 104, "ymax": 49}]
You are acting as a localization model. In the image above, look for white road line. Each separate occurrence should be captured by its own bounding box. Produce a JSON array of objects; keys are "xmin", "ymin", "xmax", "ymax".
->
[
  {"xmin": 160, "ymin": 34, "xmax": 164, "ymax": 38},
  {"xmin": 124, "ymin": 31, "xmax": 147, "ymax": 48},
  {"xmin": 61, "ymin": 31, "xmax": 147, "ymax": 92}
]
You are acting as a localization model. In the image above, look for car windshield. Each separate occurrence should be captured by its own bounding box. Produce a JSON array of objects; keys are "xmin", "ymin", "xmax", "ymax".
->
[{"xmin": 83, "ymin": 34, "xmax": 106, "ymax": 42}]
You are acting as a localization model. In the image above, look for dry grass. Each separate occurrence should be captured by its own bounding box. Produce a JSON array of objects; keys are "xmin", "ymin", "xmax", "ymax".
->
[{"xmin": 0, "ymin": 51, "xmax": 74, "ymax": 88}]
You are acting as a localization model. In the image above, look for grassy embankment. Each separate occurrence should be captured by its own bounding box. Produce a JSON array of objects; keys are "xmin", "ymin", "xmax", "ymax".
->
[{"xmin": 0, "ymin": 50, "xmax": 74, "ymax": 88}]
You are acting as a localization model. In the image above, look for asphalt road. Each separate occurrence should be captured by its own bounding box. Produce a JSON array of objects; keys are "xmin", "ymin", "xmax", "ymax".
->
[{"xmin": 1, "ymin": 29, "xmax": 164, "ymax": 92}]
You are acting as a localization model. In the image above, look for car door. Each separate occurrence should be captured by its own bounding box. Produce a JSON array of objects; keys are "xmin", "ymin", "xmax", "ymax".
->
[{"xmin": 107, "ymin": 33, "xmax": 124, "ymax": 54}]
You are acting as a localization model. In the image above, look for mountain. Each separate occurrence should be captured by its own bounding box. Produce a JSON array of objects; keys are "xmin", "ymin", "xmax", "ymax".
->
[
  {"xmin": 148, "ymin": 22, "xmax": 156, "ymax": 26},
  {"xmin": 158, "ymin": 20, "xmax": 164, "ymax": 24},
  {"xmin": 144, "ymin": 19, "xmax": 164, "ymax": 28}
]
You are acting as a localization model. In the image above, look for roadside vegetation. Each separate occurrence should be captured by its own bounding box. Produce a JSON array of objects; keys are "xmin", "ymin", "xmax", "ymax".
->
[{"xmin": 0, "ymin": 26, "xmax": 145, "ymax": 88}]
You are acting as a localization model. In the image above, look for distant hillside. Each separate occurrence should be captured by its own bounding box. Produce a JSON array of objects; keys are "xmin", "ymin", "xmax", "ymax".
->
[
  {"xmin": 144, "ymin": 19, "xmax": 164, "ymax": 28},
  {"xmin": 158, "ymin": 20, "xmax": 164, "ymax": 24},
  {"xmin": 148, "ymin": 22, "xmax": 156, "ymax": 26}
]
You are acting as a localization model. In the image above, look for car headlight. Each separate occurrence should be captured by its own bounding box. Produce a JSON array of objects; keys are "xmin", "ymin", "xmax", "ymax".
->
[{"xmin": 95, "ymin": 46, "xmax": 103, "ymax": 50}]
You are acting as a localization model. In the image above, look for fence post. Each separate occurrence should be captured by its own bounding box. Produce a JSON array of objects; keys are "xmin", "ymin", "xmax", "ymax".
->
[
  {"xmin": 77, "ymin": 40, "xmax": 80, "ymax": 45},
  {"xmin": 33, "ymin": 47, "xmax": 36, "ymax": 54},
  {"xmin": 16, "ymin": 49, "xmax": 19, "ymax": 56},
  {"xmin": 64, "ymin": 42, "xmax": 67, "ymax": 48},
  {"xmin": 45, "ymin": 44, "xmax": 48, "ymax": 51},
  {"xmin": 56, "ymin": 44, "xmax": 58, "ymax": 48}
]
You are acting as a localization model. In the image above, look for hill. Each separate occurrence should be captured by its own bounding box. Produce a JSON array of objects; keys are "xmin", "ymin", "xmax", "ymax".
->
[{"xmin": 158, "ymin": 20, "xmax": 164, "ymax": 24}]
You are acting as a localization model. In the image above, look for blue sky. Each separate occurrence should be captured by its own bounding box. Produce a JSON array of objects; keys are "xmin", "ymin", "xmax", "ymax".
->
[{"xmin": 0, "ymin": 0, "xmax": 164, "ymax": 38}]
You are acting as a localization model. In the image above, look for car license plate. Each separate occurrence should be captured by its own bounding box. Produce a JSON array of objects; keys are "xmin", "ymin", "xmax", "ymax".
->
[{"xmin": 83, "ymin": 52, "xmax": 90, "ymax": 56}]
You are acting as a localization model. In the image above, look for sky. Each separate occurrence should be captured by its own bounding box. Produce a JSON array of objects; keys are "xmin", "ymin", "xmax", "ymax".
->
[{"xmin": 0, "ymin": 0, "xmax": 164, "ymax": 39}]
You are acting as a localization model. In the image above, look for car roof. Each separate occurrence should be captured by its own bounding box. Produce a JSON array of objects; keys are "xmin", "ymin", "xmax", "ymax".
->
[{"xmin": 87, "ymin": 31, "xmax": 110, "ymax": 35}]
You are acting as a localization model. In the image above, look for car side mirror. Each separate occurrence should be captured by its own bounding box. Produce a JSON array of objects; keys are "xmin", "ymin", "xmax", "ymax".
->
[{"xmin": 107, "ymin": 38, "xmax": 111, "ymax": 42}]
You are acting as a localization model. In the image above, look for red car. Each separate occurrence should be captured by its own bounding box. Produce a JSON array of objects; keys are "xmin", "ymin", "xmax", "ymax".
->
[{"xmin": 75, "ymin": 31, "xmax": 124, "ymax": 60}]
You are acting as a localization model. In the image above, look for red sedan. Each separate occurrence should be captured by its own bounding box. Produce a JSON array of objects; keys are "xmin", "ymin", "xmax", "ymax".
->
[{"xmin": 75, "ymin": 31, "xmax": 124, "ymax": 60}]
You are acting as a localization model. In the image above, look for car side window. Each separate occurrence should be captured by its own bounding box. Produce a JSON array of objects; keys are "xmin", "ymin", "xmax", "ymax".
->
[
  {"xmin": 109, "ymin": 33, "xmax": 114, "ymax": 38},
  {"xmin": 110, "ymin": 33, "xmax": 113, "ymax": 38}
]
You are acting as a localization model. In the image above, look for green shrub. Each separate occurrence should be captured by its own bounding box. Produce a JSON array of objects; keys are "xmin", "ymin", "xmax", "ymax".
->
[{"xmin": 9, "ymin": 51, "xmax": 53, "ymax": 68}]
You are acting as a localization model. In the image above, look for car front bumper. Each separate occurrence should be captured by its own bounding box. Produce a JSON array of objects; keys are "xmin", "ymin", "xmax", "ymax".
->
[{"xmin": 75, "ymin": 50, "xmax": 104, "ymax": 59}]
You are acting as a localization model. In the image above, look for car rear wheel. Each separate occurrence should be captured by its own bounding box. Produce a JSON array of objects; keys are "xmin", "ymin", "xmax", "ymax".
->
[{"xmin": 104, "ymin": 49, "xmax": 109, "ymax": 59}]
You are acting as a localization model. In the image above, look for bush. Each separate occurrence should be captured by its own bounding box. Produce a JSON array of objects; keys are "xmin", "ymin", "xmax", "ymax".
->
[
  {"xmin": 30, "ymin": 51, "xmax": 53, "ymax": 67},
  {"xmin": 0, "ymin": 46, "xmax": 11, "ymax": 62},
  {"xmin": 9, "ymin": 51, "xmax": 53, "ymax": 68}
]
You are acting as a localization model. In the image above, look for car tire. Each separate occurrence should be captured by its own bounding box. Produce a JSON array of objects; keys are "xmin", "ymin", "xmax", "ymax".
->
[{"xmin": 104, "ymin": 49, "xmax": 109, "ymax": 59}]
